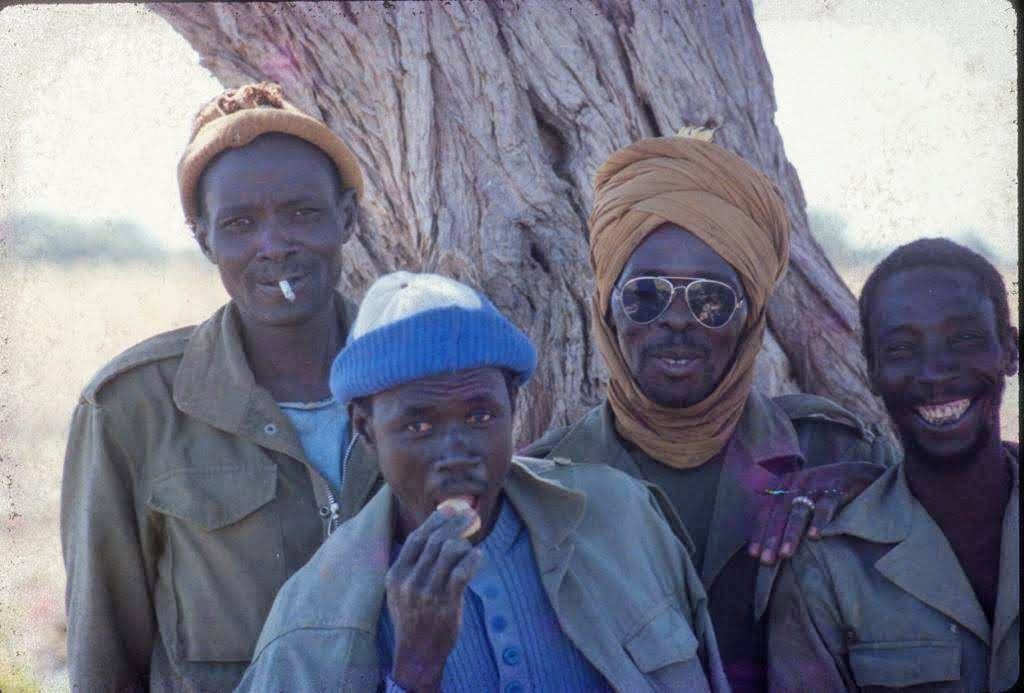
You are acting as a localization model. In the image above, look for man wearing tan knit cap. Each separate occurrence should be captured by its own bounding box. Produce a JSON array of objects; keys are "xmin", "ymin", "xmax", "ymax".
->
[
  {"xmin": 523, "ymin": 131, "xmax": 896, "ymax": 692},
  {"xmin": 61, "ymin": 83, "xmax": 381, "ymax": 691}
]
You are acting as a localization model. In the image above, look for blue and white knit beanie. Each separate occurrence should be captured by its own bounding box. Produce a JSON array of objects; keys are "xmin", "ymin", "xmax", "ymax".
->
[{"xmin": 329, "ymin": 272, "xmax": 537, "ymax": 404}]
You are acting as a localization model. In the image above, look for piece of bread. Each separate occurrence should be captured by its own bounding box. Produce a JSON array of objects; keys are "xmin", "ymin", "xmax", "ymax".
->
[{"xmin": 437, "ymin": 498, "xmax": 481, "ymax": 539}]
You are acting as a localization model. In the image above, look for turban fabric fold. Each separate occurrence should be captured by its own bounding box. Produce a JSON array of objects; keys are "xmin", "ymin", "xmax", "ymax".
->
[{"xmin": 589, "ymin": 134, "xmax": 790, "ymax": 468}]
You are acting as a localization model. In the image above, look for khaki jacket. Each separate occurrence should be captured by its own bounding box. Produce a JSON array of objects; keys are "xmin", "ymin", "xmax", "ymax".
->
[
  {"xmin": 522, "ymin": 391, "xmax": 895, "ymax": 692},
  {"xmin": 767, "ymin": 447, "xmax": 1019, "ymax": 692},
  {"xmin": 237, "ymin": 457, "xmax": 730, "ymax": 693},
  {"xmin": 60, "ymin": 297, "xmax": 383, "ymax": 692},
  {"xmin": 523, "ymin": 391, "xmax": 894, "ymax": 596}
]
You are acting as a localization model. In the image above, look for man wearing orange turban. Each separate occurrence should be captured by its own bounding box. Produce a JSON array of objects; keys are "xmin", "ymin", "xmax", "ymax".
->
[{"xmin": 524, "ymin": 132, "xmax": 895, "ymax": 691}]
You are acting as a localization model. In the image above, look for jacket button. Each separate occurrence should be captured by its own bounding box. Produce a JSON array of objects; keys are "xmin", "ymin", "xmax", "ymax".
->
[
  {"xmin": 949, "ymin": 623, "xmax": 958, "ymax": 633},
  {"xmin": 319, "ymin": 506, "xmax": 331, "ymax": 517},
  {"xmin": 264, "ymin": 423, "xmax": 278, "ymax": 435},
  {"xmin": 502, "ymin": 646, "xmax": 520, "ymax": 666}
]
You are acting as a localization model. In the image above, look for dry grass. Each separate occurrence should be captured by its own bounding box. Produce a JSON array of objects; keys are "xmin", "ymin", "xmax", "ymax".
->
[
  {"xmin": 0, "ymin": 256, "xmax": 224, "ymax": 692},
  {"xmin": 0, "ymin": 256, "xmax": 1017, "ymax": 691}
]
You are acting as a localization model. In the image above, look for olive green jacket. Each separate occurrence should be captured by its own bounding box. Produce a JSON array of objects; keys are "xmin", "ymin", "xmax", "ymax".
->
[
  {"xmin": 60, "ymin": 297, "xmax": 382, "ymax": 692},
  {"xmin": 767, "ymin": 447, "xmax": 1019, "ymax": 692},
  {"xmin": 523, "ymin": 391, "xmax": 896, "ymax": 594},
  {"xmin": 237, "ymin": 457, "xmax": 729, "ymax": 692},
  {"xmin": 522, "ymin": 391, "xmax": 896, "ymax": 691}
]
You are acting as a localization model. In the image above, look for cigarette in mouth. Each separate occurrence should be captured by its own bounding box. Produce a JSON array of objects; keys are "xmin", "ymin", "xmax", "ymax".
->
[{"xmin": 278, "ymin": 279, "xmax": 296, "ymax": 302}]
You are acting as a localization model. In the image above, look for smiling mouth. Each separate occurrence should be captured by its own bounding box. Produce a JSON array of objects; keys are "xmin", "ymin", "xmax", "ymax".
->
[{"xmin": 914, "ymin": 398, "xmax": 973, "ymax": 427}]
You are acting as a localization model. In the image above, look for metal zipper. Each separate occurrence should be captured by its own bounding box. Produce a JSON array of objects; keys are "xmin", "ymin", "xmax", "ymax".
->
[{"xmin": 322, "ymin": 432, "xmax": 360, "ymax": 537}]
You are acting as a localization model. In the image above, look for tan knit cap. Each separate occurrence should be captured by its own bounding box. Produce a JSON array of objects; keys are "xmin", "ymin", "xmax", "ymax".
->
[{"xmin": 178, "ymin": 82, "xmax": 364, "ymax": 227}]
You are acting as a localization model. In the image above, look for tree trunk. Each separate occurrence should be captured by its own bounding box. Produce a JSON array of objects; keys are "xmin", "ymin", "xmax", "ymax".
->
[{"xmin": 150, "ymin": 0, "xmax": 892, "ymax": 446}]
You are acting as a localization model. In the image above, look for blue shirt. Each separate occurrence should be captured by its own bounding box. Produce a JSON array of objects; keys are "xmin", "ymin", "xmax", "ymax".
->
[
  {"xmin": 378, "ymin": 498, "xmax": 611, "ymax": 693},
  {"xmin": 278, "ymin": 397, "xmax": 349, "ymax": 497}
]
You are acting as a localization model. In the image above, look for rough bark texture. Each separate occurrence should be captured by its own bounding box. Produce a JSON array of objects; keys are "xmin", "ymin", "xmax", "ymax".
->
[{"xmin": 150, "ymin": 0, "xmax": 891, "ymax": 446}]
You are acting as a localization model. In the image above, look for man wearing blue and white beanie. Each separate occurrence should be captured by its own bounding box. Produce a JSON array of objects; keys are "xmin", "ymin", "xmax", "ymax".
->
[{"xmin": 238, "ymin": 272, "xmax": 728, "ymax": 693}]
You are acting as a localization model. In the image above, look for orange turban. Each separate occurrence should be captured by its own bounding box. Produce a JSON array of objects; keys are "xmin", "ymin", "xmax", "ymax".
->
[{"xmin": 589, "ymin": 133, "xmax": 790, "ymax": 468}]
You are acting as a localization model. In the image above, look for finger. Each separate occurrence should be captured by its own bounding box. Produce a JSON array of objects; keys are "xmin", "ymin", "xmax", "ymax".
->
[
  {"xmin": 409, "ymin": 512, "xmax": 474, "ymax": 587},
  {"xmin": 391, "ymin": 509, "xmax": 452, "ymax": 576},
  {"xmin": 778, "ymin": 501, "xmax": 814, "ymax": 559},
  {"xmin": 425, "ymin": 538, "xmax": 475, "ymax": 595},
  {"xmin": 748, "ymin": 492, "xmax": 779, "ymax": 557},
  {"xmin": 447, "ymin": 547, "xmax": 484, "ymax": 597},
  {"xmin": 807, "ymin": 495, "xmax": 841, "ymax": 539},
  {"xmin": 758, "ymin": 501, "xmax": 792, "ymax": 565}
]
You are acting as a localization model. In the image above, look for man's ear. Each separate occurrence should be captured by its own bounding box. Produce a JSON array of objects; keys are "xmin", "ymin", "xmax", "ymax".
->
[
  {"xmin": 350, "ymin": 399, "xmax": 375, "ymax": 447},
  {"xmin": 1002, "ymin": 326, "xmax": 1019, "ymax": 377},
  {"xmin": 193, "ymin": 221, "xmax": 217, "ymax": 265},
  {"xmin": 334, "ymin": 188, "xmax": 358, "ymax": 246}
]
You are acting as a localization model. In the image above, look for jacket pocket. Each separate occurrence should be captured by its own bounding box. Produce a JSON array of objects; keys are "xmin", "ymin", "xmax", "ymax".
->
[
  {"xmin": 149, "ymin": 465, "xmax": 277, "ymax": 530},
  {"xmin": 148, "ymin": 465, "xmax": 285, "ymax": 663},
  {"xmin": 849, "ymin": 640, "xmax": 960, "ymax": 688},
  {"xmin": 624, "ymin": 602, "xmax": 699, "ymax": 672}
]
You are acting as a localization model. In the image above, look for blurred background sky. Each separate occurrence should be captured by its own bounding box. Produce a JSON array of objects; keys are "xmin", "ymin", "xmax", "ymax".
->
[{"xmin": 0, "ymin": 1, "xmax": 1017, "ymax": 266}]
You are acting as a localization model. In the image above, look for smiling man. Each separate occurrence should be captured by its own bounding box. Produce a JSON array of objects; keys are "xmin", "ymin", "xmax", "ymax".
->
[
  {"xmin": 61, "ymin": 83, "xmax": 382, "ymax": 691},
  {"xmin": 767, "ymin": 238, "xmax": 1019, "ymax": 691},
  {"xmin": 237, "ymin": 271, "xmax": 728, "ymax": 692},
  {"xmin": 522, "ymin": 131, "xmax": 896, "ymax": 691}
]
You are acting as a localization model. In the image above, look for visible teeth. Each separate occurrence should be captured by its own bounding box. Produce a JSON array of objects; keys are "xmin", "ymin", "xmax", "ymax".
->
[
  {"xmin": 916, "ymin": 398, "xmax": 971, "ymax": 425},
  {"xmin": 661, "ymin": 357, "xmax": 694, "ymax": 365}
]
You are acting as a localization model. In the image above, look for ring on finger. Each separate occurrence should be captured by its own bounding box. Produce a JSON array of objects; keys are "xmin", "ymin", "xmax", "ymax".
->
[{"xmin": 792, "ymin": 495, "xmax": 816, "ymax": 511}]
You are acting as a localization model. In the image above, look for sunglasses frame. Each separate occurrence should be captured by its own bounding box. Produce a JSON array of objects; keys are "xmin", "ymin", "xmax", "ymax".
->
[{"xmin": 612, "ymin": 275, "xmax": 746, "ymax": 329}]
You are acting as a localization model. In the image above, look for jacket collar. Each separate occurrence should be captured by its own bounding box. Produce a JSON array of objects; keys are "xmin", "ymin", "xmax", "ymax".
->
[
  {"xmin": 552, "ymin": 392, "xmax": 804, "ymax": 587},
  {"xmin": 173, "ymin": 295, "xmax": 356, "ymax": 464},
  {"xmin": 325, "ymin": 457, "xmax": 587, "ymax": 635},
  {"xmin": 824, "ymin": 446, "xmax": 1019, "ymax": 646}
]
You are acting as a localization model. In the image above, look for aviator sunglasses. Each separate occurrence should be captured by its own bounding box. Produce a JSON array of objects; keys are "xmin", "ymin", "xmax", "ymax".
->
[{"xmin": 613, "ymin": 276, "xmax": 745, "ymax": 328}]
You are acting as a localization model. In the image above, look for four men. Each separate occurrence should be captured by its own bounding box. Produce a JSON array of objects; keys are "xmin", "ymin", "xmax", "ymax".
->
[{"xmin": 61, "ymin": 81, "xmax": 1018, "ymax": 692}]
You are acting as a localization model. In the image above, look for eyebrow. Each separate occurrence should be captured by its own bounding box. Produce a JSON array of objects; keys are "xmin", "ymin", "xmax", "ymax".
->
[
  {"xmin": 877, "ymin": 313, "xmax": 988, "ymax": 337},
  {"xmin": 213, "ymin": 196, "xmax": 327, "ymax": 218}
]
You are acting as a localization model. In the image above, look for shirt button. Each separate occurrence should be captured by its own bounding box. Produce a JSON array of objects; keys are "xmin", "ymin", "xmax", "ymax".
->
[
  {"xmin": 264, "ymin": 423, "xmax": 278, "ymax": 435},
  {"xmin": 491, "ymin": 615, "xmax": 508, "ymax": 632},
  {"xmin": 504, "ymin": 682, "xmax": 524, "ymax": 693},
  {"xmin": 502, "ymin": 646, "xmax": 521, "ymax": 666}
]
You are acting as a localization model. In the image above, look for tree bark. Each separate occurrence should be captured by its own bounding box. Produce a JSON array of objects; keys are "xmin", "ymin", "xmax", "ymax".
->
[{"xmin": 150, "ymin": 0, "xmax": 892, "ymax": 446}]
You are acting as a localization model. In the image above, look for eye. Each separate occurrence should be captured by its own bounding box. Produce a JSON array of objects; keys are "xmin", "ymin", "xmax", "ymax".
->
[
  {"xmin": 293, "ymin": 207, "xmax": 322, "ymax": 220},
  {"xmin": 405, "ymin": 422, "xmax": 432, "ymax": 434},
  {"xmin": 884, "ymin": 342, "xmax": 914, "ymax": 359},
  {"xmin": 221, "ymin": 216, "xmax": 253, "ymax": 230},
  {"xmin": 467, "ymin": 411, "xmax": 494, "ymax": 425}
]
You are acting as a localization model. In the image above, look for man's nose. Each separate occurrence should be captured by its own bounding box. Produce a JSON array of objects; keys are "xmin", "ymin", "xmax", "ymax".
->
[
  {"xmin": 657, "ymin": 288, "xmax": 698, "ymax": 330},
  {"xmin": 255, "ymin": 219, "xmax": 296, "ymax": 261},
  {"xmin": 434, "ymin": 425, "xmax": 481, "ymax": 471},
  {"xmin": 916, "ymin": 341, "xmax": 960, "ymax": 389}
]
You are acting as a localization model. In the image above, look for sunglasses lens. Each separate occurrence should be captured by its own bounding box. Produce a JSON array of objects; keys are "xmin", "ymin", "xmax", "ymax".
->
[
  {"xmin": 687, "ymin": 280, "xmax": 737, "ymax": 328},
  {"xmin": 620, "ymin": 277, "xmax": 674, "ymax": 323}
]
